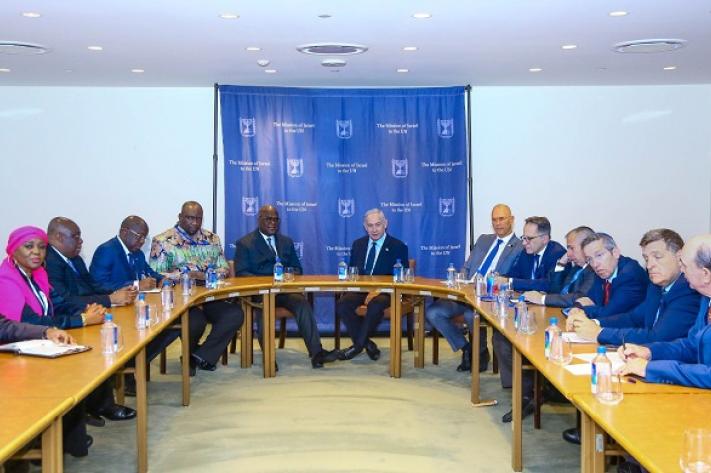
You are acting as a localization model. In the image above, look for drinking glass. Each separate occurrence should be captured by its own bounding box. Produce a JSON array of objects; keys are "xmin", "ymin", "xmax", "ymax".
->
[
  {"xmin": 680, "ymin": 428, "xmax": 711, "ymax": 473},
  {"xmin": 348, "ymin": 266, "xmax": 359, "ymax": 281},
  {"xmin": 284, "ymin": 267, "xmax": 295, "ymax": 282},
  {"xmin": 596, "ymin": 375, "xmax": 624, "ymax": 405},
  {"xmin": 404, "ymin": 268, "xmax": 415, "ymax": 282},
  {"xmin": 549, "ymin": 335, "xmax": 573, "ymax": 365}
]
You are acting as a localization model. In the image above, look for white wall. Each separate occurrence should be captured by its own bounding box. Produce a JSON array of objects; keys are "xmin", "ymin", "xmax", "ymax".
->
[
  {"xmin": 0, "ymin": 85, "xmax": 709, "ymax": 264},
  {"xmin": 471, "ymin": 85, "xmax": 711, "ymax": 258}
]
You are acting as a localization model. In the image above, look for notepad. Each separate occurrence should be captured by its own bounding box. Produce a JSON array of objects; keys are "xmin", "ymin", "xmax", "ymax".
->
[
  {"xmin": 563, "ymin": 354, "xmax": 625, "ymax": 376},
  {"xmin": 0, "ymin": 340, "xmax": 90, "ymax": 358},
  {"xmin": 562, "ymin": 332, "xmax": 597, "ymax": 344}
]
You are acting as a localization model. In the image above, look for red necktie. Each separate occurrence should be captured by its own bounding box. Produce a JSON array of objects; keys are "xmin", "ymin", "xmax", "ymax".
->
[{"xmin": 603, "ymin": 280, "xmax": 611, "ymax": 306}]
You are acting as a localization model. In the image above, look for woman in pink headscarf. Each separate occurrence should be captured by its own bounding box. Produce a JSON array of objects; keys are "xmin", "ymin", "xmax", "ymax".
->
[{"xmin": 0, "ymin": 226, "xmax": 104, "ymax": 328}]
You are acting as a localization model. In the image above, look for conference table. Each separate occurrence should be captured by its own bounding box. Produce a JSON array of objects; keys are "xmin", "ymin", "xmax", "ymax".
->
[{"xmin": 1, "ymin": 274, "xmax": 707, "ymax": 473}]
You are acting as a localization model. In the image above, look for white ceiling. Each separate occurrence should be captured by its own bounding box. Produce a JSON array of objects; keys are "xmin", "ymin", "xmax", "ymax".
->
[{"xmin": 1, "ymin": 0, "xmax": 710, "ymax": 87}]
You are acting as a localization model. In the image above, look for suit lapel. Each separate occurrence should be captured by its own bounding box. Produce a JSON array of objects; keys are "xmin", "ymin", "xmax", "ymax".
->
[{"xmin": 112, "ymin": 237, "xmax": 134, "ymax": 277}]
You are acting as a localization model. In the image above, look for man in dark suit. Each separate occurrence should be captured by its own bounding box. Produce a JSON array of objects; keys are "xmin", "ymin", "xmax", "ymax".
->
[
  {"xmin": 570, "ymin": 232, "xmax": 648, "ymax": 320},
  {"xmin": 523, "ymin": 226, "xmax": 597, "ymax": 308},
  {"xmin": 234, "ymin": 204, "xmax": 338, "ymax": 368},
  {"xmin": 495, "ymin": 216, "xmax": 565, "ymax": 423},
  {"xmin": 0, "ymin": 314, "xmax": 73, "ymax": 343},
  {"xmin": 426, "ymin": 203, "xmax": 522, "ymax": 372},
  {"xmin": 619, "ymin": 234, "xmax": 711, "ymax": 388},
  {"xmin": 336, "ymin": 209, "xmax": 409, "ymax": 361}
]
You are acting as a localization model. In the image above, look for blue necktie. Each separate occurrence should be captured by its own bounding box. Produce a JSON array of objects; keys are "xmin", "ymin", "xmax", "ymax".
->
[
  {"xmin": 364, "ymin": 241, "xmax": 377, "ymax": 275},
  {"xmin": 478, "ymin": 239, "xmax": 503, "ymax": 275},
  {"xmin": 561, "ymin": 267, "xmax": 583, "ymax": 295},
  {"xmin": 652, "ymin": 289, "xmax": 669, "ymax": 327},
  {"xmin": 531, "ymin": 254, "xmax": 541, "ymax": 278}
]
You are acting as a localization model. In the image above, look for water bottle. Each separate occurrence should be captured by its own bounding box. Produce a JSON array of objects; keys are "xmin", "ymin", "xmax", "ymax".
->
[
  {"xmin": 591, "ymin": 346, "xmax": 609, "ymax": 395},
  {"xmin": 273, "ymin": 257, "xmax": 284, "ymax": 283},
  {"xmin": 337, "ymin": 258, "xmax": 348, "ymax": 281},
  {"xmin": 205, "ymin": 265, "xmax": 217, "ymax": 289},
  {"xmin": 135, "ymin": 293, "xmax": 149, "ymax": 330},
  {"xmin": 496, "ymin": 292, "xmax": 508, "ymax": 318},
  {"xmin": 475, "ymin": 272, "xmax": 486, "ymax": 297},
  {"xmin": 486, "ymin": 271, "xmax": 496, "ymax": 297},
  {"xmin": 544, "ymin": 317, "xmax": 561, "ymax": 359},
  {"xmin": 101, "ymin": 313, "xmax": 120, "ymax": 354},
  {"xmin": 181, "ymin": 267, "xmax": 192, "ymax": 296},
  {"xmin": 393, "ymin": 259, "xmax": 403, "ymax": 283},
  {"xmin": 446, "ymin": 263, "xmax": 456, "ymax": 287},
  {"xmin": 514, "ymin": 295, "xmax": 526, "ymax": 330},
  {"xmin": 161, "ymin": 279, "xmax": 174, "ymax": 310}
]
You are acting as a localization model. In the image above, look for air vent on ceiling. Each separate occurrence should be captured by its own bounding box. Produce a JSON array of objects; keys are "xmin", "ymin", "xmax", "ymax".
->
[
  {"xmin": 614, "ymin": 39, "xmax": 686, "ymax": 54},
  {"xmin": 0, "ymin": 41, "xmax": 48, "ymax": 55},
  {"xmin": 297, "ymin": 43, "xmax": 367, "ymax": 56},
  {"xmin": 321, "ymin": 58, "xmax": 347, "ymax": 68}
]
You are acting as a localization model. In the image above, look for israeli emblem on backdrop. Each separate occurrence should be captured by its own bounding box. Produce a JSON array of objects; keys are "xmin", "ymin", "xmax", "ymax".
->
[
  {"xmin": 242, "ymin": 197, "xmax": 259, "ymax": 216},
  {"xmin": 391, "ymin": 159, "xmax": 408, "ymax": 178},
  {"xmin": 338, "ymin": 198, "xmax": 355, "ymax": 218},
  {"xmin": 287, "ymin": 158, "xmax": 304, "ymax": 178},
  {"xmin": 336, "ymin": 119, "xmax": 352, "ymax": 139},
  {"xmin": 240, "ymin": 118, "xmax": 255, "ymax": 137},
  {"xmin": 437, "ymin": 118, "xmax": 454, "ymax": 138},
  {"xmin": 293, "ymin": 241, "xmax": 304, "ymax": 260},
  {"xmin": 439, "ymin": 198, "xmax": 455, "ymax": 217}
]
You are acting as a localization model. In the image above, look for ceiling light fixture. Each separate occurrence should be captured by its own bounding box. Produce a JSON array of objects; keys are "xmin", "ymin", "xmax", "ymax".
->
[
  {"xmin": 219, "ymin": 13, "xmax": 239, "ymax": 19},
  {"xmin": 297, "ymin": 43, "xmax": 367, "ymax": 56},
  {"xmin": 663, "ymin": 65, "xmax": 677, "ymax": 70},
  {"xmin": 614, "ymin": 39, "xmax": 686, "ymax": 54},
  {"xmin": 246, "ymin": 46, "xmax": 261, "ymax": 52},
  {"xmin": 257, "ymin": 59, "xmax": 270, "ymax": 67},
  {"xmin": 412, "ymin": 12, "xmax": 432, "ymax": 19},
  {"xmin": 317, "ymin": 14, "xmax": 332, "ymax": 19},
  {"xmin": 22, "ymin": 12, "xmax": 41, "ymax": 18},
  {"xmin": 0, "ymin": 68, "xmax": 11, "ymax": 72},
  {"xmin": 87, "ymin": 45, "xmax": 103, "ymax": 51},
  {"xmin": 403, "ymin": 46, "xmax": 418, "ymax": 51},
  {"xmin": 397, "ymin": 68, "xmax": 409, "ymax": 73},
  {"xmin": 529, "ymin": 67, "xmax": 543, "ymax": 72},
  {"xmin": 609, "ymin": 11, "xmax": 628, "ymax": 17},
  {"xmin": 561, "ymin": 44, "xmax": 577, "ymax": 50},
  {"xmin": 131, "ymin": 68, "xmax": 144, "ymax": 73},
  {"xmin": 0, "ymin": 41, "xmax": 48, "ymax": 55},
  {"xmin": 321, "ymin": 58, "xmax": 346, "ymax": 68},
  {"xmin": 264, "ymin": 69, "xmax": 277, "ymax": 74}
]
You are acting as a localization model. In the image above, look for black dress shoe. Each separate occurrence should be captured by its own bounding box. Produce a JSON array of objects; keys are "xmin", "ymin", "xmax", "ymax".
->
[
  {"xmin": 191, "ymin": 354, "xmax": 217, "ymax": 372},
  {"xmin": 365, "ymin": 340, "xmax": 381, "ymax": 361},
  {"xmin": 97, "ymin": 404, "xmax": 137, "ymax": 421},
  {"xmin": 311, "ymin": 348, "xmax": 339, "ymax": 368},
  {"xmin": 68, "ymin": 435, "xmax": 93, "ymax": 458},
  {"xmin": 456, "ymin": 344, "xmax": 472, "ymax": 372},
  {"xmin": 337, "ymin": 345, "xmax": 362, "ymax": 361},
  {"xmin": 562, "ymin": 427, "xmax": 581, "ymax": 445},
  {"xmin": 86, "ymin": 412, "xmax": 105, "ymax": 427},
  {"xmin": 502, "ymin": 397, "xmax": 535, "ymax": 423}
]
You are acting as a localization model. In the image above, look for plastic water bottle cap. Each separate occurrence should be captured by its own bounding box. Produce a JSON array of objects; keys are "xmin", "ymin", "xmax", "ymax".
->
[
  {"xmin": 597, "ymin": 346, "xmax": 607, "ymax": 354},
  {"xmin": 138, "ymin": 293, "xmax": 145, "ymax": 301},
  {"xmin": 275, "ymin": 257, "xmax": 281, "ymax": 262},
  {"xmin": 105, "ymin": 313, "xmax": 113, "ymax": 321},
  {"xmin": 518, "ymin": 295, "xmax": 525, "ymax": 302},
  {"xmin": 163, "ymin": 279, "xmax": 171, "ymax": 286},
  {"xmin": 549, "ymin": 317, "xmax": 558, "ymax": 325}
]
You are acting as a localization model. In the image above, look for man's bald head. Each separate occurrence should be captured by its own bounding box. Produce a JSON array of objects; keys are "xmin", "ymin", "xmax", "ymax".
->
[
  {"xmin": 680, "ymin": 234, "xmax": 711, "ymax": 297},
  {"xmin": 491, "ymin": 204, "xmax": 514, "ymax": 238},
  {"xmin": 47, "ymin": 217, "xmax": 83, "ymax": 258}
]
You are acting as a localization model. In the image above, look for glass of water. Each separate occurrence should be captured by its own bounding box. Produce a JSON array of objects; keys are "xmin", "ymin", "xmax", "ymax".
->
[
  {"xmin": 284, "ymin": 267, "xmax": 295, "ymax": 282},
  {"xmin": 680, "ymin": 428, "xmax": 711, "ymax": 473}
]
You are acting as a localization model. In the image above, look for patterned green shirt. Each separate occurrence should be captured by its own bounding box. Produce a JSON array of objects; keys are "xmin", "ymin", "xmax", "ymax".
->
[{"xmin": 149, "ymin": 225, "xmax": 228, "ymax": 274}]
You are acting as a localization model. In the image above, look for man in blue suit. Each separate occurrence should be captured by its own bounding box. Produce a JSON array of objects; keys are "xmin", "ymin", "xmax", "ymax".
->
[
  {"xmin": 569, "ymin": 232, "xmax": 648, "ymax": 320},
  {"xmin": 337, "ymin": 208, "xmax": 409, "ymax": 361},
  {"xmin": 620, "ymin": 234, "xmax": 711, "ymax": 389},
  {"xmin": 495, "ymin": 215, "xmax": 565, "ymax": 423},
  {"xmin": 523, "ymin": 226, "xmax": 597, "ymax": 308},
  {"xmin": 568, "ymin": 229, "xmax": 699, "ymax": 346},
  {"xmin": 426, "ymin": 203, "xmax": 522, "ymax": 372}
]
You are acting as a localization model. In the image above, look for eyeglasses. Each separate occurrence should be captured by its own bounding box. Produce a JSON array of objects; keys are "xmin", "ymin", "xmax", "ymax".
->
[
  {"xmin": 123, "ymin": 227, "xmax": 147, "ymax": 242},
  {"xmin": 521, "ymin": 234, "xmax": 544, "ymax": 243}
]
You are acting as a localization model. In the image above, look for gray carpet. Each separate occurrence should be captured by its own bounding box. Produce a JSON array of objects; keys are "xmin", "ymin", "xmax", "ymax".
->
[{"xmin": 59, "ymin": 338, "xmax": 581, "ymax": 472}]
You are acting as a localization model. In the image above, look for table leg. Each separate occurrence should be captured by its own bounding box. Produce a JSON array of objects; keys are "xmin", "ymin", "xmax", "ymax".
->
[
  {"xmin": 581, "ymin": 410, "xmax": 605, "ymax": 473},
  {"xmin": 470, "ymin": 311, "xmax": 497, "ymax": 407},
  {"xmin": 512, "ymin": 345, "xmax": 523, "ymax": 472},
  {"xmin": 181, "ymin": 310, "xmax": 190, "ymax": 407},
  {"xmin": 41, "ymin": 415, "xmax": 63, "ymax": 473},
  {"xmin": 241, "ymin": 302, "xmax": 253, "ymax": 368},
  {"xmin": 135, "ymin": 346, "xmax": 148, "ymax": 473},
  {"xmin": 414, "ymin": 297, "xmax": 425, "ymax": 369},
  {"xmin": 263, "ymin": 291, "xmax": 276, "ymax": 378},
  {"xmin": 390, "ymin": 290, "xmax": 402, "ymax": 378}
]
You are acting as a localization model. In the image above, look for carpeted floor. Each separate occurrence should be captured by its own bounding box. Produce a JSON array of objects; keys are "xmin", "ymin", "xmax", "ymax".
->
[{"xmin": 55, "ymin": 337, "xmax": 581, "ymax": 472}]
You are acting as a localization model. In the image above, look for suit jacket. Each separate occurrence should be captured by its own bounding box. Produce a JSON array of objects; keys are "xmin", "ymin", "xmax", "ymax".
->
[
  {"xmin": 348, "ymin": 234, "xmax": 409, "ymax": 276},
  {"xmin": 90, "ymin": 237, "xmax": 162, "ymax": 292},
  {"xmin": 644, "ymin": 297, "xmax": 711, "ymax": 388},
  {"xmin": 0, "ymin": 315, "xmax": 47, "ymax": 343},
  {"xmin": 233, "ymin": 230, "xmax": 303, "ymax": 276},
  {"xmin": 46, "ymin": 245, "xmax": 112, "ymax": 308},
  {"xmin": 597, "ymin": 274, "xmax": 700, "ymax": 346},
  {"xmin": 504, "ymin": 241, "xmax": 566, "ymax": 292},
  {"xmin": 544, "ymin": 264, "xmax": 596, "ymax": 308},
  {"xmin": 462, "ymin": 233, "xmax": 522, "ymax": 279},
  {"xmin": 582, "ymin": 256, "xmax": 648, "ymax": 319}
]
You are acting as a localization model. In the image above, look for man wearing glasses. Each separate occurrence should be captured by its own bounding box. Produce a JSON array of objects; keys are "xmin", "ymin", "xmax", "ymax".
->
[
  {"xmin": 494, "ymin": 216, "xmax": 565, "ymax": 423},
  {"xmin": 233, "ymin": 204, "xmax": 339, "ymax": 369},
  {"xmin": 149, "ymin": 201, "xmax": 244, "ymax": 374}
]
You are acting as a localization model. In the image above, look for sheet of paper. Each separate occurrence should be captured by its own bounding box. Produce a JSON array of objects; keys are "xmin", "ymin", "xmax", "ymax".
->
[
  {"xmin": 564, "ymin": 363, "xmax": 593, "ymax": 376},
  {"xmin": 139, "ymin": 288, "xmax": 161, "ymax": 294},
  {"xmin": 562, "ymin": 332, "xmax": 596, "ymax": 344},
  {"xmin": 564, "ymin": 354, "xmax": 625, "ymax": 376}
]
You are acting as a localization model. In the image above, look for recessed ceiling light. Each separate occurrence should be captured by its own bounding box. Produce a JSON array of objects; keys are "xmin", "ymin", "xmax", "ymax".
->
[
  {"xmin": 22, "ymin": 12, "xmax": 41, "ymax": 18},
  {"xmin": 297, "ymin": 43, "xmax": 367, "ymax": 56},
  {"xmin": 0, "ymin": 68, "xmax": 11, "ymax": 73},
  {"xmin": 131, "ymin": 68, "xmax": 145, "ymax": 73},
  {"xmin": 264, "ymin": 69, "xmax": 277, "ymax": 74},
  {"xmin": 65, "ymin": 69, "xmax": 73, "ymax": 73},
  {"xmin": 561, "ymin": 44, "xmax": 577, "ymax": 50},
  {"xmin": 412, "ymin": 12, "xmax": 432, "ymax": 19},
  {"xmin": 317, "ymin": 14, "xmax": 332, "ymax": 19},
  {"xmin": 87, "ymin": 45, "xmax": 103, "ymax": 51},
  {"xmin": 257, "ymin": 59, "xmax": 270, "ymax": 67},
  {"xmin": 609, "ymin": 11, "xmax": 628, "ymax": 17},
  {"xmin": 397, "ymin": 68, "xmax": 409, "ymax": 73},
  {"xmin": 402, "ymin": 46, "xmax": 418, "ymax": 52},
  {"xmin": 614, "ymin": 39, "xmax": 686, "ymax": 54},
  {"xmin": 219, "ymin": 13, "xmax": 239, "ymax": 19},
  {"xmin": 529, "ymin": 67, "xmax": 543, "ymax": 72},
  {"xmin": 663, "ymin": 65, "xmax": 677, "ymax": 70},
  {"xmin": 246, "ymin": 46, "xmax": 261, "ymax": 52}
]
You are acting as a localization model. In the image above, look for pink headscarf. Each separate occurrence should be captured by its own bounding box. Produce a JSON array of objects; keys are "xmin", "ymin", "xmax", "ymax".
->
[{"xmin": 0, "ymin": 226, "xmax": 51, "ymax": 321}]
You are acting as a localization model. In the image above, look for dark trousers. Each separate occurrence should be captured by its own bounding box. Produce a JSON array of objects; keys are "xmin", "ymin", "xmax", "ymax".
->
[
  {"xmin": 492, "ymin": 331, "xmax": 533, "ymax": 399},
  {"xmin": 190, "ymin": 300, "xmax": 244, "ymax": 365},
  {"xmin": 255, "ymin": 293, "xmax": 322, "ymax": 357},
  {"xmin": 336, "ymin": 292, "xmax": 391, "ymax": 350},
  {"xmin": 63, "ymin": 401, "xmax": 89, "ymax": 456},
  {"xmin": 86, "ymin": 379, "xmax": 116, "ymax": 413}
]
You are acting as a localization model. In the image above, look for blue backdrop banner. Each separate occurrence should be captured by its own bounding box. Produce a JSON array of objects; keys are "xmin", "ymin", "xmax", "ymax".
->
[{"xmin": 220, "ymin": 85, "xmax": 468, "ymax": 330}]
